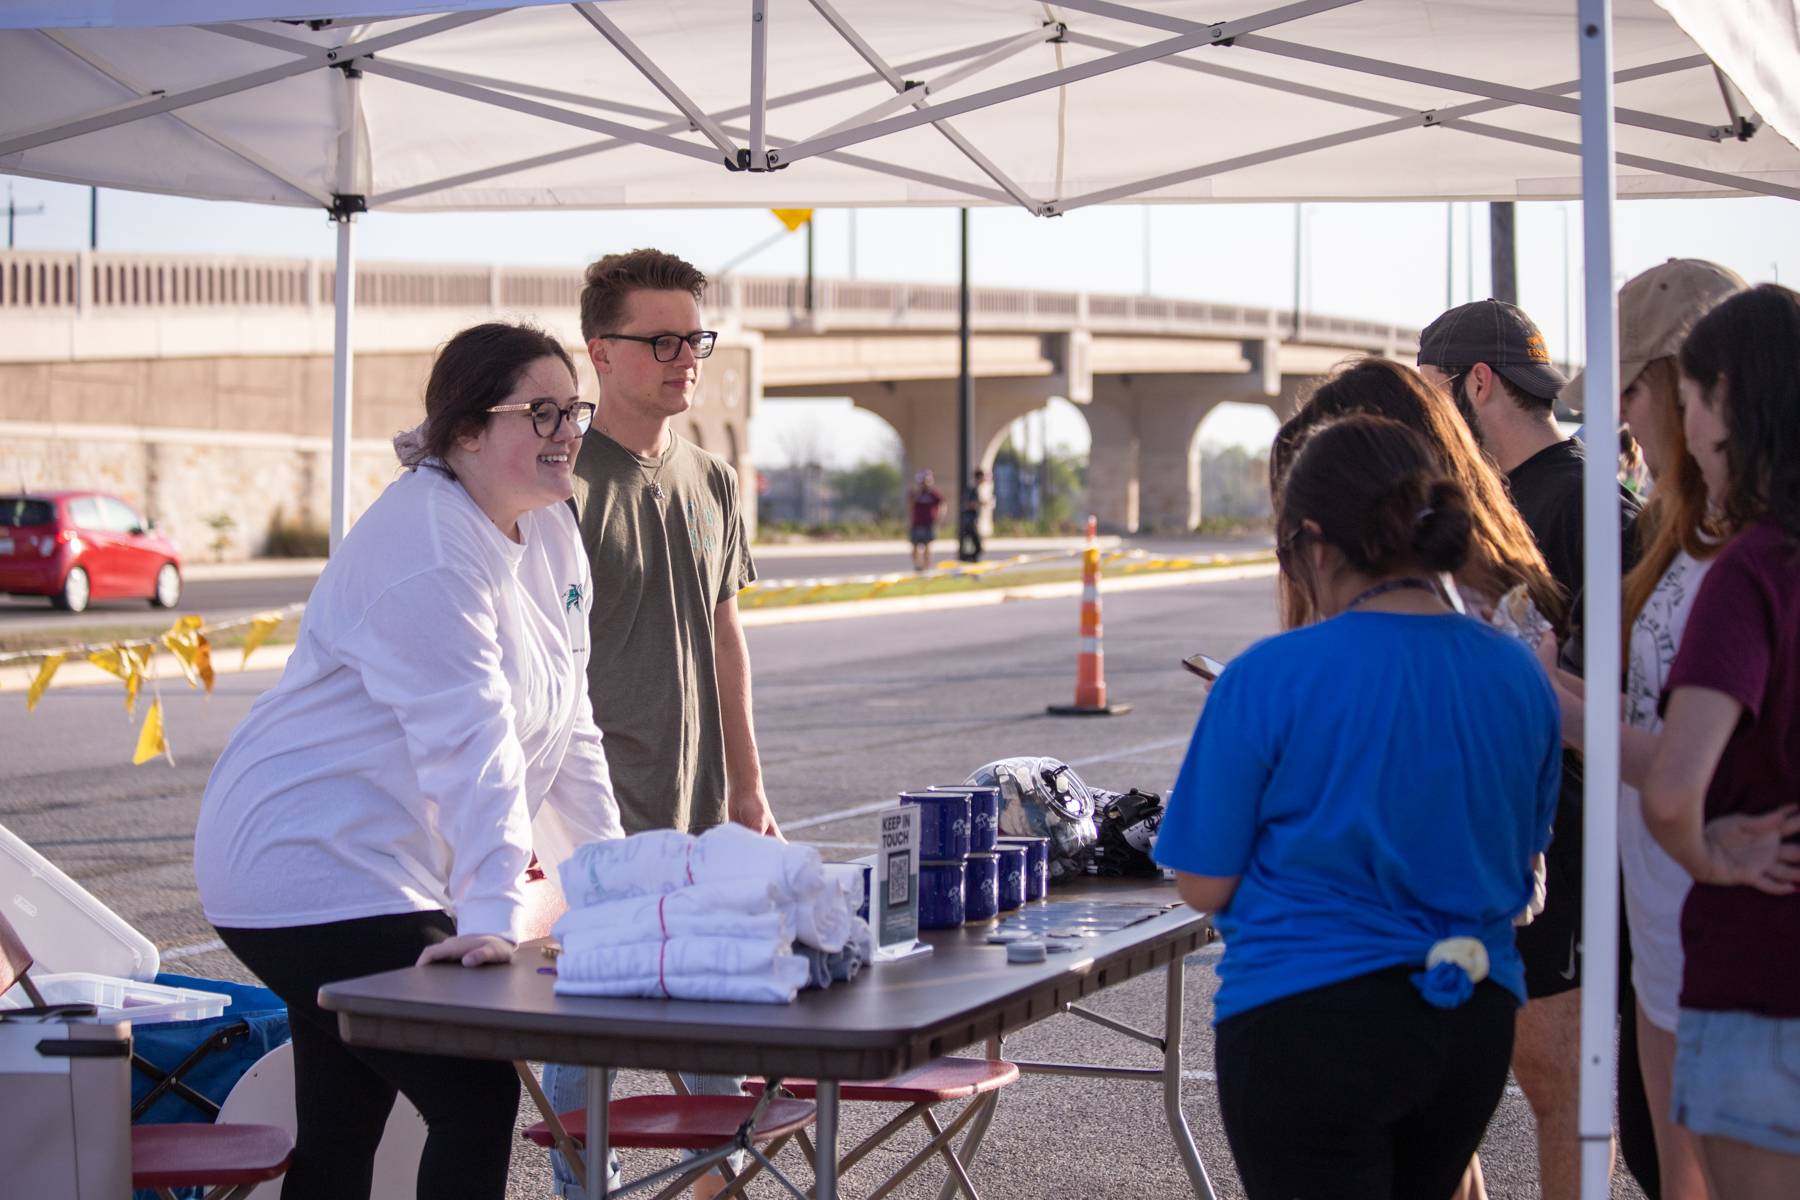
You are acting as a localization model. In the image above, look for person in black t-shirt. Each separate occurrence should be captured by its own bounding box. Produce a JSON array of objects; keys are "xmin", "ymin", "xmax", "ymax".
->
[{"xmin": 1420, "ymin": 298, "xmax": 1644, "ymax": 1200}]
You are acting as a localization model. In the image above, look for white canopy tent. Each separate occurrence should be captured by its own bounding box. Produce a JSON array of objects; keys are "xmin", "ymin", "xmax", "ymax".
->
[{"xmin": 4, "ymin": 4, "xmax": 1796, "ymax": 1198}]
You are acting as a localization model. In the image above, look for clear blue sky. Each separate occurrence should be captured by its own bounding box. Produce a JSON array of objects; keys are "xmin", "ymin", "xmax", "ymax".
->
[{"xmin": 7, "ymin": 174, "xmax": 1796, "ymax": 464}]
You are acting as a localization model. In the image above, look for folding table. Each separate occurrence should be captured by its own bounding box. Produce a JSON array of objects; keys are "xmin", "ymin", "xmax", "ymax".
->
[{"xmin": 319, "ymin": 878, "xmax": 1217, "ymax": 1199}]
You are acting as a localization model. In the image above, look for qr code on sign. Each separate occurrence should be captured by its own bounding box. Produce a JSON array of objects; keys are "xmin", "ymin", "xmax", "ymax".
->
[{"xmin": 886, "ymin": 852, "xmax": 911, "ymax": 905}]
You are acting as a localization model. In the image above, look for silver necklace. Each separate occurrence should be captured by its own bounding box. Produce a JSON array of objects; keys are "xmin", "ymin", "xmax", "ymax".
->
[{"xmin": 606, "ymin": 422, "xmax": 671, "ymax": 500}]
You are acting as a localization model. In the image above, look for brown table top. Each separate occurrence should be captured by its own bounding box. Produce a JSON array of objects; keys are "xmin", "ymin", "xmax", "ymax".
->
[{"xmin": 320, "ymin": 878, "xmax": 1214, "ymax": 1081}]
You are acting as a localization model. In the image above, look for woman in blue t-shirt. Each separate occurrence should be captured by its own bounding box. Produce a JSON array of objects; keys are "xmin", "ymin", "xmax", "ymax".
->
[{"xmin": 1154, "ymin": 414, "xmax": 1562, "ymax": 1200}]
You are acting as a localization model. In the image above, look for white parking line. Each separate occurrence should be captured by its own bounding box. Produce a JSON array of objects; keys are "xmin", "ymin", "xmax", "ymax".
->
[
  {"xmin": 1065, "ymin": 734, "xmax": 1191, "ymax": 768},
  {"xmin": 782, "ymin": 735, "xmax": 1194, "ymax": 835},
  {"xmin": 161, "ymin": 937, "xmax": 225, "ymax": 960}
]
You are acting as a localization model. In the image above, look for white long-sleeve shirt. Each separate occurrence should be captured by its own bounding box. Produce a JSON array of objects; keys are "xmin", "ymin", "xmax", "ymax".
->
[{"xmin": 195, "ymin": 466, "xmax": 622, "ymax": 942}]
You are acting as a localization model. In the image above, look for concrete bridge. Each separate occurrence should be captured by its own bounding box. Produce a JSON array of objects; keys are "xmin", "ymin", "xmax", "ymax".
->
[{"xmin": 0, "ymin": 250, "xmax": 1416, "ymax": 552}]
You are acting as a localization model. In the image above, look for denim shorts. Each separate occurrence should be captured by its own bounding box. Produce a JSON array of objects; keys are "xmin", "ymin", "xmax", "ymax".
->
[{"xmin": 1671, "ymin": 1007, "xmax": 1800, "ymax": 1155}]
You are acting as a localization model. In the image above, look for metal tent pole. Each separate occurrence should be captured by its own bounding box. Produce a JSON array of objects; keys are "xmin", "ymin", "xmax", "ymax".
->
[
  {"xmin": 1575, "ymin": 2, "xmax": 1623, "ymax": 1197},
  {"xmin": 328, "ymin": 63, "xmax": 365, "ymax": 554},
  {"xmin": 329, "ymin": 208, "xmax": 357, "ymax": 553}
]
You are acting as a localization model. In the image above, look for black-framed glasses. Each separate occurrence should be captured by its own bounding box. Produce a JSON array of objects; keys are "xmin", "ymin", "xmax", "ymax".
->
[
  {"xmin": 485, "ymin": 399, "xmax": 595, "ymax": 438},
  {"xmin": 602, "ymin": 330, "xmax": 718, "ymax": 362}
]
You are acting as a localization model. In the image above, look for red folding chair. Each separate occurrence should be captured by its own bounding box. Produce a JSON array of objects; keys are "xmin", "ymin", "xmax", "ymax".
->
[
  {"xmin": 131, "ymin": 1123, "xmax": 293, "ymax": 1200},
  {"xmin": 524, "ymin": 1091, "xmax": 817, "ymax": 1200},
  {"xmin": 746, "ymin": 1056, "xmax": 1020, "ymax": 1200}
]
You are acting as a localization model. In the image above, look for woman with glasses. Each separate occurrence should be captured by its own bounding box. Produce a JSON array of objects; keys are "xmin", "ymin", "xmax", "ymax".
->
[
  {"xmin": 1155, "ymin": 414, "xmax": 1561, "ymax": 1200},
  {"xmin": 194, "ymin": 321, "xmax": 622, "ymax": 1200}
]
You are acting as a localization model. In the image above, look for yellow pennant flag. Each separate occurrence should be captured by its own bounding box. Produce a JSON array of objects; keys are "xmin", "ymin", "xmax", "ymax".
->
[
  {"xmin": 241, "ymin": 611, "xmax": 286, "ymax": 670},
  {"xmin": 771, "ymin": 208, "xmax": 813, "ymax": 232},
  {"xmin": 26, "ymin": 652, "xmax": 66, "ymax": 712},
  {"xmin": 132, "ymin": 699, "xmax": 172, "ymax": 766},
  {"xmin": 88, "ymin": 644, "xmax": 127, "ymax": 680},
  {"xmin": 88, "ymin": 643, "xmax": 140, "ymax": 713},
  {"xmin": 161, "ymin": 615, "xmax": 214, "ymax": 693}
]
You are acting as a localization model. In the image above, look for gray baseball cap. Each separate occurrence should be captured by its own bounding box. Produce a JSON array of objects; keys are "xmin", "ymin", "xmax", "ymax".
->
[{"xmin": 1418, "ymin": 298, "xmax": 1567, "ymax": 401}]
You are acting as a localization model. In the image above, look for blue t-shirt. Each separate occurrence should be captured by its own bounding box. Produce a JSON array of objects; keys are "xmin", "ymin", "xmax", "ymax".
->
[{"xmin": 1153, "ymin": 611, "xmax": 1561, "ymax": 1022}]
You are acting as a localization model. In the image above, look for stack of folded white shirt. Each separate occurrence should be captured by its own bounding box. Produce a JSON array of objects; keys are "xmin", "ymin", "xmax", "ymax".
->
[{"xmin": 553, "ymin": 824, "xmax": 866, "ymax": 1003}]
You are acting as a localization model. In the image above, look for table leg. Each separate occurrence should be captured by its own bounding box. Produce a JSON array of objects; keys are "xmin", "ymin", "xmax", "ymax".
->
[
  {"xmin": 1163, "ymin": 958, "xmax": 1217, "ymax": 1200},
  {"xmin": 814, "ymin": 1079, "xmax": 840, "ymax": 1200},
  {"xmin": 586, "ymin": 1065, "xmax": 613, "ymax": 1200}
]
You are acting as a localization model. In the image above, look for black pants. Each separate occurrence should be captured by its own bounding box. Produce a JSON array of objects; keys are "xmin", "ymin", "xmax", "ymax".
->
[
  {"xmin": 218, "ymin": 912, "xmax": 520, "ymax": 1200},
  {"xmin": 1214, "ymin": 966, "xmax": 1515, "ymax": 1200}
]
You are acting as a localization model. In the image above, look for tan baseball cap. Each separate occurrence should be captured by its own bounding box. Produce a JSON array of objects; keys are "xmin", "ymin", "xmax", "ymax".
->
[{"xmin": 1561, "ymin": 258, "xmax": 1747, "ymax": 409}]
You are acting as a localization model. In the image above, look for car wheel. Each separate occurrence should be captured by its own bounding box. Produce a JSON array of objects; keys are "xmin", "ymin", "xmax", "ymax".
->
[
  {"xmin": 150, "ymin": 562, "xmax": 182, "ymax": 609},
  {"xmin": 53, "ymin": 566, "xmax": 90, "ymax": 614}
]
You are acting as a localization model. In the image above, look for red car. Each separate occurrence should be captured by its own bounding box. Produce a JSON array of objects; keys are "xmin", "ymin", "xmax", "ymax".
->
[{"xmin": 0, "ymin": 491, "xmax": 183, "ymax": 614}]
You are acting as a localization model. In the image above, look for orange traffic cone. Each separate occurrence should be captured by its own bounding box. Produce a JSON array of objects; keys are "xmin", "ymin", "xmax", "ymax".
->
[{"xmin": 1048, "ymin": 515, "xmax": 1131, "ymax": 717}]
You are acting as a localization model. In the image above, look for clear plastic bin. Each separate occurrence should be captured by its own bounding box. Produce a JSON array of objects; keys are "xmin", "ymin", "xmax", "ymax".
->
[{"xmin": 0, "ymin": 972, "xmax": 231, "ymax": 1025}]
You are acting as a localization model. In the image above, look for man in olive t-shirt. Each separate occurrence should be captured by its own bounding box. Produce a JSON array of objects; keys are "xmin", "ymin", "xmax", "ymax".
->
[
  {"xmin": 572, "ymin": 428, "xmax": 756, "ymax": 833},
  {"xmin": 567, "ymin": 248, "xmax": 774, "ymax": 840}
]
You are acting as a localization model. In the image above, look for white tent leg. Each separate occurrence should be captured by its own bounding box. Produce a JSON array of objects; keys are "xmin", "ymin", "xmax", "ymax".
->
[
  {"xmin": 329, "ymin": 209, "xmax": 356, "ymax": 554},
  {"xmin": 1576, "ymin": 3, "xmax": 1623, "ymax": 1199}
]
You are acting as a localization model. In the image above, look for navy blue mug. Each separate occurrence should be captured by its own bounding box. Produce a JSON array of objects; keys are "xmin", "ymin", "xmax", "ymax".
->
[
  {"xmin": 928, "ymin": 784, "xmax": 1001, "ymax": 852},
  {"xmin": 900, "ymin": 791, "xmax": 972, "ymax": 860},
  {"xmin": 964, "ymin": 852, "xmax": 1000, "ymax": 922},
  {"xmin": 994, "ymin": 844, "xmax": 1027, "ymax": 912},
  {"xmin": 998, "ymin": 836, "xmax": 1050, "ymax": 900},
  {"xmin": 920, "ymin": 860, "xmax": 967, "ymax": 929}
]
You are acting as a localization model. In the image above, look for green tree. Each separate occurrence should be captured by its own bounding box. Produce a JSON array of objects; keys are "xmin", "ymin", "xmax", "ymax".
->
[{"xmin": 828, "ymin": 459, "xmax": 903, "ymax": 522}]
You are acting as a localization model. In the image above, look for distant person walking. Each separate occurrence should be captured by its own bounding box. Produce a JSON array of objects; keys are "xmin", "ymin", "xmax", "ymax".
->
[
  {"xmin": 908, "ymin": 469, "xmax": 944, "ymax": 571},
  {"xmin": 958, "ymin": 467, "xmax": 990, "ymax": 563}
]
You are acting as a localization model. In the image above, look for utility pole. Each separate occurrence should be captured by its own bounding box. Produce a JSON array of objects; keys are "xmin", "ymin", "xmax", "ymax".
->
[
  {"xmin": 958, "ymin": 208, "xmax": 974, "ymax": 523},
  {"xmin": 5, "ymin": 184, "xmax": 46, "ymax": 248},
  {"xmin": 1490, "ymin": 201, "xmax": 1517, "ymax": 304},
  {"xmin": 803, "ymin": 213, "xmax": 815, "ymax": 313},
  {"xmin": 1291, "ymin": 203, "xmax": 1304, "ymax": 337}
]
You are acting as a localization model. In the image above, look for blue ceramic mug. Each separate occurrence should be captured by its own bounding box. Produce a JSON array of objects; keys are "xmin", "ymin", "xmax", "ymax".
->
[
  {"xmin": 900, "ymin": 791, "xmax": 972, "ymax": 860},
  {"xmin": 928, "ymin": 784, "xmax": 1001, "ymax": 852},
  {"xmin": 919, "ymin": 860, "xmax": 967, "ymax": 929},
  {"xmin": 994, "ymin": 844, "xmax": 1027, "ymax": 912},
  {"xmin": 964, "ymin": 851, "xmax": 1000, "ymax": 922},
  {"xmin": 997, "ymin": 836, "xmax": 1050, "ymax": 900}
]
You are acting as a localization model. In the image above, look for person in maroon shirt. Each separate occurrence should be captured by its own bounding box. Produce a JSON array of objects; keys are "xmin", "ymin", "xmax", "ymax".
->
[
  {"xmin": 907, "ymin": 469, "xmax": 945, "ymax": 572},
  {"xmin": 1646, "ymin": 284, "xmax": 1800, "ymax": 1196}
]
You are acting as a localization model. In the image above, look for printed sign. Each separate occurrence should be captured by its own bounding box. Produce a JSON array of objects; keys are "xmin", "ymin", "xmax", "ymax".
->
[{"xmin": 873, "ymin": 805, "xmax": 920, "ymax": 956}]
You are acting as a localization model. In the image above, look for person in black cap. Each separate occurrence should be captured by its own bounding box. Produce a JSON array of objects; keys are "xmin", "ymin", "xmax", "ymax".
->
[{"xmin": 1419, "ymin": 298, "xmax": 1642, "ymax": 1200}]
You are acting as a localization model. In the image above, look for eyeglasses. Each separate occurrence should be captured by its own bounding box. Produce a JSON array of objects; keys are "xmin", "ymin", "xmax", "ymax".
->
[
  {"xmin": 601, "ymin": 331, "xmax": 718, "ymax": 362},
  {"xmin": 1277, "ymin": 524, "xmax": 1311, "ymax": 561},
  {"xmin": 485, "ymin": 399, "xmax": 595, "ymax": 438}
]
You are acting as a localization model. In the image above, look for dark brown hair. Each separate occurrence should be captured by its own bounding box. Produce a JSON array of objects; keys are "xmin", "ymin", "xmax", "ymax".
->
[
  {"xmin": 401, "ymin": 322, "xmax": 576, "ymax": 469},
  {"xmin": 1679, "ymin": 283, "xmax": 1800, "ymax": 545},
  {"xmin": 1274, "ymin": 357, "xmax": 1564, "ymax": 630},
  {"xmin": 579, "ymin": 249, "xmax": 707, "ymax": 342},
  {"xmin": 1278, "ymin": 415, "xmax": 1475, "ymax": 604}
]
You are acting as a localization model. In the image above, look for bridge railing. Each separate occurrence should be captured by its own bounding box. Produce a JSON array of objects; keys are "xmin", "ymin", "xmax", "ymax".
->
[{"xmin": 0, "ymin": 250, "xmax": 1412, "ymax": 351}]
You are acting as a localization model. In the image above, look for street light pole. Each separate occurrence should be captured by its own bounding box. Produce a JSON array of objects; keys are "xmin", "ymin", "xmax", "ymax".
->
[{"xmin": 958, "ymin": 208, "xmax": 974, "ymax": 509}]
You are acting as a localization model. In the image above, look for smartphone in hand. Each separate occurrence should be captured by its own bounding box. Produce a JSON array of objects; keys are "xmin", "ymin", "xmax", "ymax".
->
[{"xmin": 1181, "ymin": 653, "xmax": 1226, "ymax": 681}]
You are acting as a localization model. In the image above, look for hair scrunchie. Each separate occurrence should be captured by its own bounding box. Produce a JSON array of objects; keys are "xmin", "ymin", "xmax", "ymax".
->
[{"xmin": 392, "ymin": 421, "xmax": 431, "ymax": 469}]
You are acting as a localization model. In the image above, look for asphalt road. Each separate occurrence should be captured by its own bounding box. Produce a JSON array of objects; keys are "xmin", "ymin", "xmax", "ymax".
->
[{"xmin": 0, "ymin": 573, "xmax": 1642, "ymax": 1200}]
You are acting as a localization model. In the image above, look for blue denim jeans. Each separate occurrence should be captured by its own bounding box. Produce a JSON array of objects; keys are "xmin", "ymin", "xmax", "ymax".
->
[{"xmin": 542, "ymin": 1065, "xmax": 747, "ymax": 1198}]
